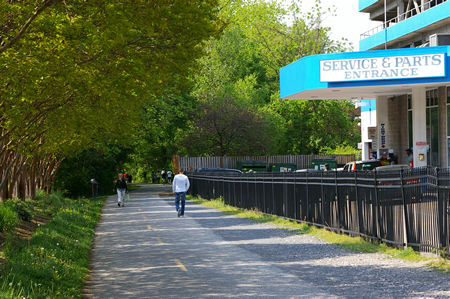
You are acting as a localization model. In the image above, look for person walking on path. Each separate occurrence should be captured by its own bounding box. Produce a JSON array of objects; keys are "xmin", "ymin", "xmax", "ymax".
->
[
  {"xmin": 167, "ymin": 170, "xmax": 173, "ymax": 184},
  {"xmin": 161, "ymin": 168, "xmax": 167, "ymax": 184},
  {"xmin": 115, "ymin": 173, "xmax": 128, "ymax": 207},
  {"xmin": 172, "ymin": 169, "xmax": 190, "ymax": 217}
]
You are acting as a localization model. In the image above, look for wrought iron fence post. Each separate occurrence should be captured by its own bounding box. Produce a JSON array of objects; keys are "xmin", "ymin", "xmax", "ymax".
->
[
  {"xmin": 221, "ymin": 175, "xmax": 224, "ymax": 198},
  {"xmin": 306, "ymin": 171, "xmax": 309, "ymax": 221},
  {"xmin": 354, "ymin": 171, "xmax": 361, "ymax": 234},
  {"xmin": 228, "ymin": 175, "xmax": 231, "ymax": 206},
  {"xmin": 335, "ymin": 170, "xmax": 341, "ymax": 232},
  {"xmin": 212, "ymin": 175, "xmax": 215, "ymax": 199},
  {"xmin": 233, "ymin": 175, "xmax": 238, "ymax": 207},
  {"xmin": 400, "ymin": 169, "xmax": 409, "ymax": 247},
  {"xmin": 294, "ymin": 174, "xmax": 297, "ymax": 220},
  {"xmin": 283, "ymin": 173, "xmax": 288, "ymax": 217},
  {"xmin": 435, "ymin": 168, "xmax": 447, "ymax": 252},
  {"xmin": 254, "ymin": 173, "xmax": 257, "ymax": 210},
  {"xmin": 374, "ymin": 170, "xmax": 381, "ymax": 240},
  {"xmin": 321, "ymin": 171, "xmax": 325, "ymax": 225},
  {"xmin": 240, "ymin": 175, "xmax": 243, "ymax": 207},
  {"xmin": 263, "ymin": 174, "xmax": 266, "ymax": 213},
  {"xmin": 272, "ymin": 175, "xmax": 275, "ymax": 215}
]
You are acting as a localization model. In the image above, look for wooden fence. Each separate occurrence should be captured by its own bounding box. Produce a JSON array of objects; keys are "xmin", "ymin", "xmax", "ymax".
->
[{"xmin": 176, "ymin": 154, "xmax": 357, "ymax": 171}]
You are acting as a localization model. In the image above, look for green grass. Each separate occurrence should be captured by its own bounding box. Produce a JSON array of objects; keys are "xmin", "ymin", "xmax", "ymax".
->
[
  {"xmin": 0, "ymin": 194, "xmax": 107, "ymax": 298},
  {"xmin": 190, "ymin": 196, "xmax": 449, "ymax": 273},
  {"xmin": 0, "ymin": 204, "xmax": 19, "ymax": 233}
]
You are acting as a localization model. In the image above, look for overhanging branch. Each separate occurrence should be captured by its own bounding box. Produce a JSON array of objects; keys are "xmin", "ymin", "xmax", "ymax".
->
[{"xmin": 0, "ymin": 0, "xmax": 58, "ymax": 54}]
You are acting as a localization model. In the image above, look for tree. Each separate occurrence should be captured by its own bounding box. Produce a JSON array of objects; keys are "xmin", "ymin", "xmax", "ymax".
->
[
  {"xmin": 185, "ymin": 0, "xmax": 357, "ymax": 157},
  {"xmin": 266, "ymin": 97, "xmax": 360, "ymax": 154},
  {"xmin": 0, "ymin": 1, "xmax": 220, "ymax": 200},
  {"xmin": 177, "ymin": 96, "xmax": 280, "ymax": 156},
  {"xmin": 123, "ymin": 92, "xmax": 198, "ymax": 181}
]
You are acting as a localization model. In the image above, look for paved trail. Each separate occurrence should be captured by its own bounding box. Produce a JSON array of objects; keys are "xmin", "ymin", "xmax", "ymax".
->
[{"xmin": 84, "ymin": 184, "xmax": 449, "ymax": 298}]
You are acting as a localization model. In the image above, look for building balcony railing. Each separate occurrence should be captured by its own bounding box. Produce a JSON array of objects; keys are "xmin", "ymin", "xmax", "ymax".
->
[{"xmin": 360, "ymin": 0, "xmax": 448, "ymax": 40}]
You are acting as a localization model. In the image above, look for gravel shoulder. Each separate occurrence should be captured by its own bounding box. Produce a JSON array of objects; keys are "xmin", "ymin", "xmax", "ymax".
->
[{"xmin": 190, "ymin": 203, "xmax": 449, "ymax": 298}]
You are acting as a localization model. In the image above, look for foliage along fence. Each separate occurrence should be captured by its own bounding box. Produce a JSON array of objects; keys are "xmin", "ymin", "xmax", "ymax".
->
[
  {"xmin": 178, "ymin": 154, "xmax": 357, "ymax": 171},
  {"xmin": 188, "ymin": 168, "xmax": 450, "ymax": 254}
]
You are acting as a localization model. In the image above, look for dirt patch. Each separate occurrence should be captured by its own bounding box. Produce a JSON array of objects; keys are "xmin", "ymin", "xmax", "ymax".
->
[
  {"xmin": 33, "ymin": 214, "xmax": 51, "ymax": 226},
  {"xmin": 14, "ymin": 215, "xmax": 50, "ymax": 241},
  {"xmin": 158, "ymin": 192, "xmax": 174, "ymax": 196}
]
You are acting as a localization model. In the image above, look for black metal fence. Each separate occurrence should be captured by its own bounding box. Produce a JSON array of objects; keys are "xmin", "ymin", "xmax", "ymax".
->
[{"xmin": 188, "ymin": 168, "xmax": 450, "ymax": 254}]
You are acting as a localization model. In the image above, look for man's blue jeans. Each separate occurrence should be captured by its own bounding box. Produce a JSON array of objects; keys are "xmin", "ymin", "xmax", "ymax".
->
[{"xmin": 175, "ymin": 192, "xmax": 186, "ymax": 216}]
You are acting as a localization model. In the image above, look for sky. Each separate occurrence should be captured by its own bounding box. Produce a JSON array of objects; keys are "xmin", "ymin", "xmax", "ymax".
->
[{"xmin": 297, "ymin": 0, "xmax": 380, "ymax": 51}]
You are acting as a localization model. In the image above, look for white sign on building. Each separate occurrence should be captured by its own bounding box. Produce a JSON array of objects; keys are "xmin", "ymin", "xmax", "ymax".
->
[
  {"xmin": 367, "ymin": 126, "xmax": 377, "ymax": 150},
  {"xmin": 320, "ymin": 53, "xmax": 445, "ymax": 82}
]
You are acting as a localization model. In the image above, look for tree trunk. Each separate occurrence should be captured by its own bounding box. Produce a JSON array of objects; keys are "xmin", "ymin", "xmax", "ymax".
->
[
  {"xmin": 0, "ymin": 181, "xmax": 8, "ymax": 202},
  {"xmin": 18, "ymin": 171, "xmax": 26, "ymax": 199}
]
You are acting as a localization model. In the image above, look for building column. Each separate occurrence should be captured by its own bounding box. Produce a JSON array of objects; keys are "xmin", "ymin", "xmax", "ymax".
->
[
  {"xmin": 411, "ymin": 87, "xmax": 427, "ymax": 167},
  {"xmin": 397, "ymin": 0, "xmax": 405, "ymax": 20},
  {"xmin": 362, "ymin": 142, "xmax": 369, "ymax": 160},
  {"xmin": 438, "ymin": 86, "xmax": 448, "ymax": 168},
  {"xmin": 376, "ymin": 96, "xmax": 389, "ymax": 157},
  {"xmin": 361, "ymin": 100, "xmax": 377, "ymax": 160}
]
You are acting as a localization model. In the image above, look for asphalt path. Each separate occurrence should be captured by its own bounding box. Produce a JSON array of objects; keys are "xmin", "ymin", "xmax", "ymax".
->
[
  {"xmin": 84, "ymin": 184, "xmax": 449, "ymax": 298},
  {"xmin": 83, "ymin": 184, "xmax": 333, "ymax": 298}
]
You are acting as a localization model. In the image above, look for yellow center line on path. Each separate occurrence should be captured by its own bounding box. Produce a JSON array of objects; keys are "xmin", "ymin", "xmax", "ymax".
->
[
  {"xmin": 138, "ymin": 208, "xmax": 142, "ymax": 212},
  {"xmin": 156, "ymin": 237, "xmax": 166, "ymax": 245},
  {"xmin": 174, "ymin": 259, "xmax": 187, "ymax": 272},
  {"xmin": 147, "ymin": 225, "xmax": 152, "ymax": 230}
]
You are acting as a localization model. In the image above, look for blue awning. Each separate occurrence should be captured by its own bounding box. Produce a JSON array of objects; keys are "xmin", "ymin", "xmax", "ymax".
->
[{"xmin": 280, "ymin": 46, "xmax": 450, "ymax": 100}]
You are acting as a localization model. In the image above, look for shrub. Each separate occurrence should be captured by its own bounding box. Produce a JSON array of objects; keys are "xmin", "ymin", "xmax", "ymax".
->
[
  {"xmin": 4, "ymin": 198, "xmax": 33, "ymax": 222},
  {"xmin": 0, "ymin": 205, "xmax": 19, "ymax": 232},
  {"xmin": 33, "ymin": 190, "xmax": 67, "ymax": 216},
  {"xmin": 35, "ymin": 189, "xmax": 47, "ymax": 201}
]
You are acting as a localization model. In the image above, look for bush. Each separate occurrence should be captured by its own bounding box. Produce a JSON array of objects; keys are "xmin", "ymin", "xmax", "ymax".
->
[
  {"xmin": 0, "ymin": 205, "xmax": 19, "ymax": 232},
  {"xmin": 33, "ymin": 190, "xmax": 68, "ymax": 216},
  {"xmin": 4, "ymin": 199, "xmax": 33, "ymax": 222},
  {"xmin": 35, "ymin": 189, "xmax": 47, "ymax": 201}
]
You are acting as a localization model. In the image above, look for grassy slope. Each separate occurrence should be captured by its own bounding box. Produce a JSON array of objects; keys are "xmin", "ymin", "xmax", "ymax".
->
[
  {"xmin": 190, "ymin": 196, "xmax": 449, "ymax": 273},
  {"xmin": 0, "ymin": 195, "xmax": 106, "ymax": 298}
]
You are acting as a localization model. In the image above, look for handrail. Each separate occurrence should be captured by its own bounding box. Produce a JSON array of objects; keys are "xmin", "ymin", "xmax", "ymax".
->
[{"xmin": 360, "ymin": 0, "xmax": 447, "ymax": 40}]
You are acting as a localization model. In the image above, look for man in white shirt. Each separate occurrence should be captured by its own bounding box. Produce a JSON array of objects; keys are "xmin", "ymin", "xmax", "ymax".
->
[{"xmin": 172, "ymin": 169, "xmax": 190, "ymax": 217}]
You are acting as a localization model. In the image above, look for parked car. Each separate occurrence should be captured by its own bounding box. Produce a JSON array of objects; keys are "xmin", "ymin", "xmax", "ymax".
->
[
  {"xmin": 196, "ymin": 168, "xmax": 242, "ymax": 174},
  {"xmin": 375, "ymin": 164, "xmax": 418, "ymax": 185},
  {"xmin": 375, "ymin": 164, "xmax": 410, "ymax": 172},
  {"xmin": 295, "ymin": 169, "xmax": 321, "ymax": 173},
  {"xmin": 342, "ymin": 160, "xmax": 382, "ymax": 172}
]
